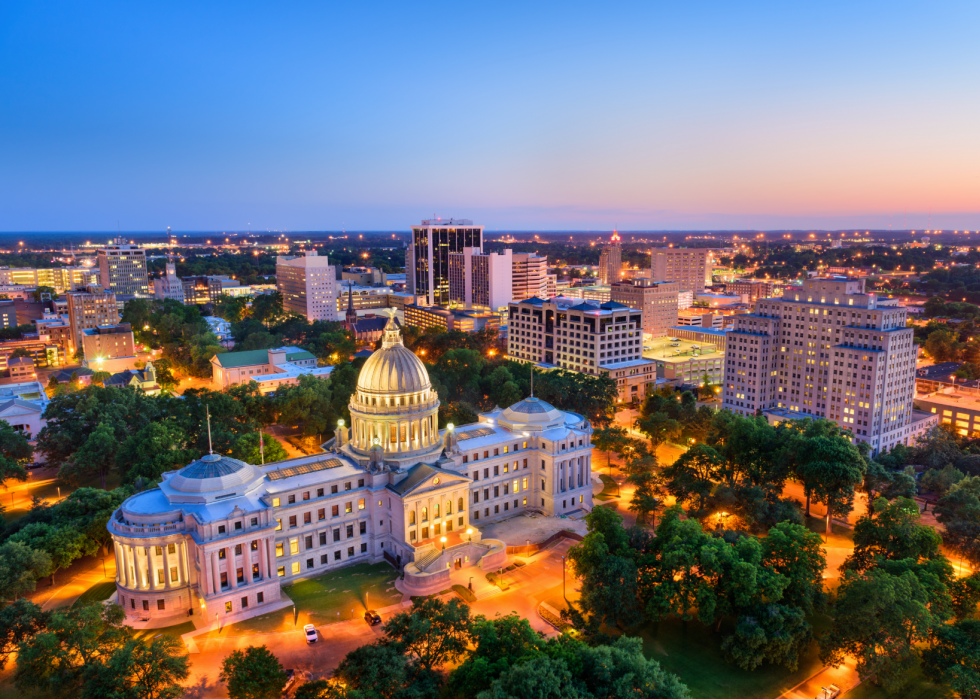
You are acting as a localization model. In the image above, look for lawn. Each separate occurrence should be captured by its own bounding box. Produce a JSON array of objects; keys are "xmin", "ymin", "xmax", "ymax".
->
[
  {"xmin": 3, "ymin": 469, "xmax": 125, "ymax": 523},
  {"xmin": 595, "ymin": 474, "xmax": 621, "ymax": 501},
  {"xmin": 131, "ymin": 621, "xmax": 196, "ymax": 642},
  {"xmin": 72, "ymin": 580, "xmax": 117, "ymax": 608},
  {"xmin": 202, "ymin": 562, "xmax": 402, "ymax": 638},
  {"xmin": 635, "ymin": 615, "xmax": 833, "ymax": 699},
  {"xmin": 846, "ymin": 666, "xmax": 953, "ymax": 699}
]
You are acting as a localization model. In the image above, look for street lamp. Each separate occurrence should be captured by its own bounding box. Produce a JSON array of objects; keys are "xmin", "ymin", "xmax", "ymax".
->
[
  {"xmin": 466, "ymin": 528, "xmax": 473, "ymax": 543},
  {"xmin": 440, "ymin": 536, "xmax": 447, "ymax": 551}
]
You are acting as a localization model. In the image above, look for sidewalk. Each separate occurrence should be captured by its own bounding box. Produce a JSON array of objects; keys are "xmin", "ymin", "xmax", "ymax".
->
[
  {"xmin": 35, "ymin": 555, "xmax": 116, "ymax": 611},
  {"xmin": 777, "ymin": 655, "xmax": 858, "ymax": 699}
]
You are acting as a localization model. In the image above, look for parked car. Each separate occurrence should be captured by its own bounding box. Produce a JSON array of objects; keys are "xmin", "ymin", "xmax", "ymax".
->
[
  {"xmin": 303, "ymin": 624, "xmax": 318, "ymax": 644},
  {"xmin": 364, "ymin": 610, "xmax": 382, "ymax": 626},
  {"xmin": 817, "ymin": 685, "xmax": 841, "ymax": 699}
]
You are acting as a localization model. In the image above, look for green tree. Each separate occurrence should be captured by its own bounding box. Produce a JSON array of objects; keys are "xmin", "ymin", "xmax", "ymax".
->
[
  {"xmin": 574, "ymin": 635, "xmax": 691, "ymax": 699},
  {"xmin": 0, "ymin": 540, "xmax": 53, "ymax": 601},
  {"xmin": 924, "ymin": 327, "xmax": 960, "ymax": 362},
  {"xmin": 921, "ymin": 464, "xmax": 966, "ymax": 497},
  {"xmin": 936, "ymin": 476, "xmax": 980, "ymax": 568},
  {"xmin": 922, "ymin": 618, "xmax": 980, "ymax": 697},
  {"xmin": 591, "ymin": 425, "xmax": 628, "ymax": 473},
  {"xmin": 61, "ymin": 422, "xmax": 119, "ymax": 489},
  {"xmin": 86, "ymin": 635, "xmax": 190, "ymax": 699},
  {"xmin": 0, "ymin": 419, "xmax": 32, "ymax": 486},
  {"xmin": 9, "ymin": 522, "xmax": 94, "ymax": 585},
  {"xmin": 15, "ymin": 602, "xmax": 129, "ymax": 696},
  {"xmin": 382, "ymin": 597, "xmax": 472, "ymax": 672},
  {"xmin": 232, "ymin": 432, "xmax": 288, "ymax": 465},
  {"xmin": 845, "ymin": 497, "xmax": 942, "ymax": 572},
  {"xmin": 795, "ymin": 435, "xmax": 865, "ymax": 532},
  {"xmin": 117, "ymin": 422, "xmax": 197, "ymax": 485},
  {"xmin": 0, "ymin": 599, "xmax": 48, "ymax": 670},
  {"xmin": 760, "ymin": 521, "xmax": 826, "ymax": 615},
  {"xmin": 821, "ymin": 567, "xmax": 935, "ymax": 693},
  {"xmin": 660, "ymin": 443, "xmax": 722, "ymax": 514},
  {"xmin": 721, "ymin": 603, "xmax": 812, "ymax": 671},
  {"xmin": 479, "ymin": 654, "xmax": 585, "ymax": 699},
  {"xmin": 273, "ymin": 374, "xmax": 334, "ymax": 438},
  {"xmin": 637, "ymin": 411, "xmax": 682, "ymax": 449},
  {"xmin": 627, "ymin": 470, "xmax": 663, "ymax": 528},
  {"xmin": 449, "ymin": 614, "xmax": 544, "ymax": 699},
  {"xmin": 52, "ymin": 487, "xmax": 129, "ymax": 555},
  {"xmin": 219, "ymin": 645, "xmax": 286, "ymax": 699},
  {"xmin": 335, "ymin": 642, "xmax": 437, "ymax": 699}
]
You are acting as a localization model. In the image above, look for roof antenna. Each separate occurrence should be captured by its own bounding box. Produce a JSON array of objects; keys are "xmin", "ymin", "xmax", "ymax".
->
[{"xmin": 206, "ymin": 405, "xmax": 214, "ymax": 455}]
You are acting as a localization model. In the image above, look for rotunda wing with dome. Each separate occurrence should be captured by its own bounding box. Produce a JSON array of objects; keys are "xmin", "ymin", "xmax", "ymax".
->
[
  {"xmin": 497, "ymin": 397, "xmax": 566, "ymax": 432},
  {"xmin": 165, "ymin": 453, "xmax": 266, "ymax": 503}
]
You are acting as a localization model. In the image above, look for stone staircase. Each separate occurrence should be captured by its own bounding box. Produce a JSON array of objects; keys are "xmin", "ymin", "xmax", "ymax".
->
[{"xmin": 414, "ymin": 548, "xmax": 442, "ymax": 571}]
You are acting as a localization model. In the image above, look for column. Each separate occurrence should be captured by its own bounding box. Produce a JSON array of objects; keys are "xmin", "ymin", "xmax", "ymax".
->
[
  {"xmin": 212, "ymin": 550, "xmax": 221, "ymax": 593},
  {"xmin": 259, "ymin": 539, "xmax": 268, "ymax": 580},
  {"xmin": 162, "ymin": 545, "xmax": 172, "ymax": 589},
  {"xmin": 266, "ymin": 538, "xmax": 275, "ymax": 578},
  {"xmin": 202, "ymin": 549, "xmax": 213, "ymax": 595},
  {"xmin": 228, "ymin": 547, "xmax": 237, "ymax": 589},
  {"xmin": 113, "ymin": 543, "xmax": 122, "ymax": 584},
  {"xmin": 145, "ymin": 546, "xmax": 155, "ymax": 590},
  {"xmin": 181, "ymin": 541, "xmax": 190, "ymax": 585},
  {"xmin": 125, "ymin": 545, "xmax": 135, "ymax": 588},
  {"xmin": 119, "ymin": 544, "xmax": 128, "ymax": 587}
]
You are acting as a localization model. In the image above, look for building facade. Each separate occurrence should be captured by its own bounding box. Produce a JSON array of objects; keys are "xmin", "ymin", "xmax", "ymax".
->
[
  {"xmin": 448, "ymin": 247, "xmax": 512, "ymax": 312},
  {"xmin": 725, "ymin": 279, "xmax": 775, "ymax": 302},
  {"xmin": 721, "ymin": 277, "xmax": 918, "ymax": 455},
  {"xmin": 511, "ymin": 253, "xmax": 548, "ymax": 301},
  {"xmin": 598, "ymin": 232, "xmax": 623, "ymax": 285},
  {"xmin": 108, "ymin": 318, "xmax": 593, "ymax": 622},
  {"xmin": 66, "ymin": 288, "xmax": 120, "ymax": 358},
  {"xmin": 154, "ymin": 263, "xmax": 186, "ymax": 304},
  {"xmin": 651, "ymin": 248, "xmax": 714, "ymax": 293},
  {"xmin": 407, "ymin": 219, "xmax": 484, "ymax": 307},
  {"xmin": 0, "ymin": 266, "xmax": 98, "ymax": 292},
  {"xmin": 276, "ymin": 251, "xmax": 339, "ymax": 322},
  {"xmin": 211, "ymin": 347, "xmax": 332, "ymax": 392},
  {"xmin": 81, "ymin": 323, "xmax": 136, "ymax": 363},
  {"xmin": 610, "ymin": 279, "xmax": 679, "ymax": 338},
  {"xmin": 404, "ymin": 304, "xmax": 500, "ymax": 334},
  {"xmin": 506, "ymin": 296, "xmax": 655, "ymax": 402},
  {"xmin": 98, "ymin": 239, "xmax": 150, "ymax": 295}
]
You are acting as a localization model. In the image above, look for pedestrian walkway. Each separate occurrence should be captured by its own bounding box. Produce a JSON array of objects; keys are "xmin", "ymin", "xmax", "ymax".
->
[
  {"xmin": 777, "ymin": 655, "xmax": 858, "ymax": 699},
  {"xmin": 35, "ymin": 555, "xmax": 117, "ymax": 611}
]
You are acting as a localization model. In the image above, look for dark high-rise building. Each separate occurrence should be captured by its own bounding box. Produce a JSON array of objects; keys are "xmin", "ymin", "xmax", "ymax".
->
[{"xmin": 407, "ymin": 219, "xmax": 483, "ymax": 306}]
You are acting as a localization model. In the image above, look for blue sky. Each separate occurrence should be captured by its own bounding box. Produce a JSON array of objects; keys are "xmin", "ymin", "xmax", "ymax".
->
[{"xmin": 1, "ymin": 1, "xmax": 979, "ymax": 231}]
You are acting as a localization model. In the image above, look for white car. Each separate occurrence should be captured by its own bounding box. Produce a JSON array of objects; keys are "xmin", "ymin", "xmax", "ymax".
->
[{"xmin": 303, "ymin": 623, "xmax": 318, "ymax": 644}]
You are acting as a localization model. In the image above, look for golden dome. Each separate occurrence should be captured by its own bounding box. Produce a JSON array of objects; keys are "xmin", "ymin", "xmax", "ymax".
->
[{"xmin": 356, "ymin": 316, "xmax": 432, "ymax": 395}]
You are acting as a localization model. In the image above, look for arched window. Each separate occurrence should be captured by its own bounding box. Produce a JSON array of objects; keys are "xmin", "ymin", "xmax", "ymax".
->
[
  {"xmin": 446, "ymin": 501, "xmax": 452, "ymax": 515},
  {"xmin": 421, "ymin": 507, "xmax": 428, "ymax": 521},
  {"xmin": 409, "ymin": 511, "xmax": 416, "ymax": 525},
  {"xmin": 458, "ymin": 497, "xmax": 464, "ymax": 512},
  {"xmin": 434, "ymin": 503, "xmax": 440, "ymax": 518}
]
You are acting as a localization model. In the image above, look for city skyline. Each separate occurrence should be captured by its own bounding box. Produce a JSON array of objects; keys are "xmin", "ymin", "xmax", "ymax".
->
[{"xmin": 2, "ymin": 2, "xmax": 979, "ymax": 231}]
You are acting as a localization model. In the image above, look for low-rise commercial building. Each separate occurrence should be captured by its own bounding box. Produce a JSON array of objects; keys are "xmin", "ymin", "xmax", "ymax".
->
[
  {"xmin": 211, "ymin": 347, "xmax": 332, "ymax": 393},
  {"xmin": 404, "ymin": 304, "xmax": 500, "ymax": 333},
  {"xmin": 644, "ymin": 337, "xmax": 725, "ymax": 387},
  {"xmin": 81, "ymin": 324, "xmax": 136, "ymax": 366}
]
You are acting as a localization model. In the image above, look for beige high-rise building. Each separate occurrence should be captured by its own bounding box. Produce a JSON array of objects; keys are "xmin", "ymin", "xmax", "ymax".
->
[
  {"xmin": 98, "ymin": 239, "xmax": 149, "ymax": 295},
  {"xmin": 511, "ymin": 253, "xmax": 548, "ymax": 300},
  {"xmin": 598, "ymin": 231, "xmax": 622, "ymax": 284},
  {"xmin": 650, "ymin": 248, "xmax": 715, "ymax": 293},
  {"xmin": 610, "ymin": 279, "xmax": 679, "ymax": 338},
  {"xmin": 722, "ymin": 277, "xmax": 919, "ymax": 455},
  {"xmin": 66, "ymin": 288, "xmax": 120, "ymax": 358},
  {"xmin": 276, "ymin": 251, "xmax": 338, "ymax": 321}
]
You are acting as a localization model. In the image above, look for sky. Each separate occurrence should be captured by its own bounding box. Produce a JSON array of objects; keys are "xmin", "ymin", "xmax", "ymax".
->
[{"xmin": 1, "ymin": 1, "xmax": 979, "ymax": 232}]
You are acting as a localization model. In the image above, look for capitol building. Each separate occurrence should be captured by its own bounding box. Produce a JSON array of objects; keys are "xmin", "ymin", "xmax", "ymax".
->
[{"xmin": 108, "ymin": 317, "xmax": 595, "ymax": 623}]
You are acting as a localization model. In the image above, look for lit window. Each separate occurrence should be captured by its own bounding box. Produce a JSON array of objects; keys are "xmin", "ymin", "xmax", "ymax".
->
[{"xmin": 273, "ymin": 498, "xmax": 280, "ymax": 507}]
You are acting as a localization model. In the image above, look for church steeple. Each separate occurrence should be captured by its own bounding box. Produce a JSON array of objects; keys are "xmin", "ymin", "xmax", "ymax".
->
[{"xmin": 344, "ymin": 284, "xmax": 357, "ymax": 331}]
